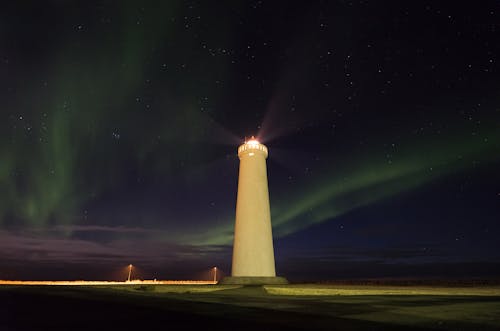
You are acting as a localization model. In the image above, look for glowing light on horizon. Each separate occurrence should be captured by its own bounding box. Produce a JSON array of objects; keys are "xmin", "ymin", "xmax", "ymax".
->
[
  {"xmin": 0, "ymin": 266, "xmax": 221, "ymax": 286},
  {"xmin": 0, "ymin": 280, "xmax": 218, "ymax": 286}
]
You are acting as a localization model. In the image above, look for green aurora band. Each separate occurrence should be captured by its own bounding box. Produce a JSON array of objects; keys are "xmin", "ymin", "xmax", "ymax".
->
[
  {"xmin": 0, "ymin": 2, "xmax": 231, "ymax": 227},
  {"xmin": 192, "ymin": 127, "xmax": 499, "ymax": 245}
]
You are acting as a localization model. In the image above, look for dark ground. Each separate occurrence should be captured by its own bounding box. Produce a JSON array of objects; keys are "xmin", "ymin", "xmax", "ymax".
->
[{"xmin": 2, "ymin": 285, "xmax": 500, "ymax": 331}]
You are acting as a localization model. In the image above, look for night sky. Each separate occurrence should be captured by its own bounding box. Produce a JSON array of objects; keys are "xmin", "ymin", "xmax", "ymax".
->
[{"xmin": 1, "ymin": 1, "xmax": 499, "ymax": 281}]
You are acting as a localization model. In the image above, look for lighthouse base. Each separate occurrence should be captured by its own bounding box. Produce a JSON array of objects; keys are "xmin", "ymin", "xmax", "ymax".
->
[{"xmin": 220, "ymin": 276, "xmax": 288, "ymax": 285}]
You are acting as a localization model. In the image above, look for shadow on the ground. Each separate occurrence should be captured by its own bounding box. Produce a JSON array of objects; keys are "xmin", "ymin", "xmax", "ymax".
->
[{"xmin": 1, "ymin": 286, "xmax": 499, "ymax": 331}]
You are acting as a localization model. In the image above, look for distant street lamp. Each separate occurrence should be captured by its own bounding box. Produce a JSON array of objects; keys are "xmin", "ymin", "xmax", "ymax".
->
[{"xmin": 127, "ymin": 264, "xmax": 133, "ymax": 282}]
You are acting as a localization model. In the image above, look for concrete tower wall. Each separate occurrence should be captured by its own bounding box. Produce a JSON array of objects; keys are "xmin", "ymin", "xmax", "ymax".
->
[{"xmin": 231, "ymin": 143, "xmax": 276, "ymax": 277}]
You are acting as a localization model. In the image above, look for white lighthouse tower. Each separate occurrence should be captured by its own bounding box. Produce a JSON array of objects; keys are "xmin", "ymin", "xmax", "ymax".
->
[{"xmin": 221, "ymin": 137, "xmax": 287, "ymax": 285}]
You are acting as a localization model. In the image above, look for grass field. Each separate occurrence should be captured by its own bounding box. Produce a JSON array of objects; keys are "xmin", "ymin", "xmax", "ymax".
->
[
  {"xmin": 264, "ymin": 284, "xmax": 500, "ymax": 296},
  {"xmin": 2, "ymin": 284, "xmax": 500, "ymax": 330}
]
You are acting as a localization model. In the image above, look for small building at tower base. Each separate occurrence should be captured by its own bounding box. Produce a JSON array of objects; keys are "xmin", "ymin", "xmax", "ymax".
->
[{"xmin": 220, "ymin": 276, "xmax": 288, "ymax": 285}]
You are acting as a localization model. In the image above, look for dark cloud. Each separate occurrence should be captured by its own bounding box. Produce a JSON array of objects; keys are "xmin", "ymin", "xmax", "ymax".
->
[{"xmin": 0, "ymin": 226, "xmax": 233, "ymax": 280}]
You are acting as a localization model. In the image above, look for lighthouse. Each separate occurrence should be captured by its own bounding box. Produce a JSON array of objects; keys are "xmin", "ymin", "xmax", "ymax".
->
[{"xmin": 221, "ymin": 137, "xmax": 287, "ymax": 285}]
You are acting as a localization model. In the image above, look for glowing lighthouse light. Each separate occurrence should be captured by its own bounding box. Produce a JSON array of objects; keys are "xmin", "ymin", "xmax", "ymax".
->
[
  {"xmin": 221, "ymin": 136, "xmax": 288, "ymax": 285},
  {"xmin": 247, "ymin": 139, "xmax": 259, "ymax": 146}
]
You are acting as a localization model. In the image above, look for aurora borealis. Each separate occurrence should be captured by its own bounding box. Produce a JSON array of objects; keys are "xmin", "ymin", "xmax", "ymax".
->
[{"xmin": 1, "ymin": 1, "xmax": 499, "ymax": 281}]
